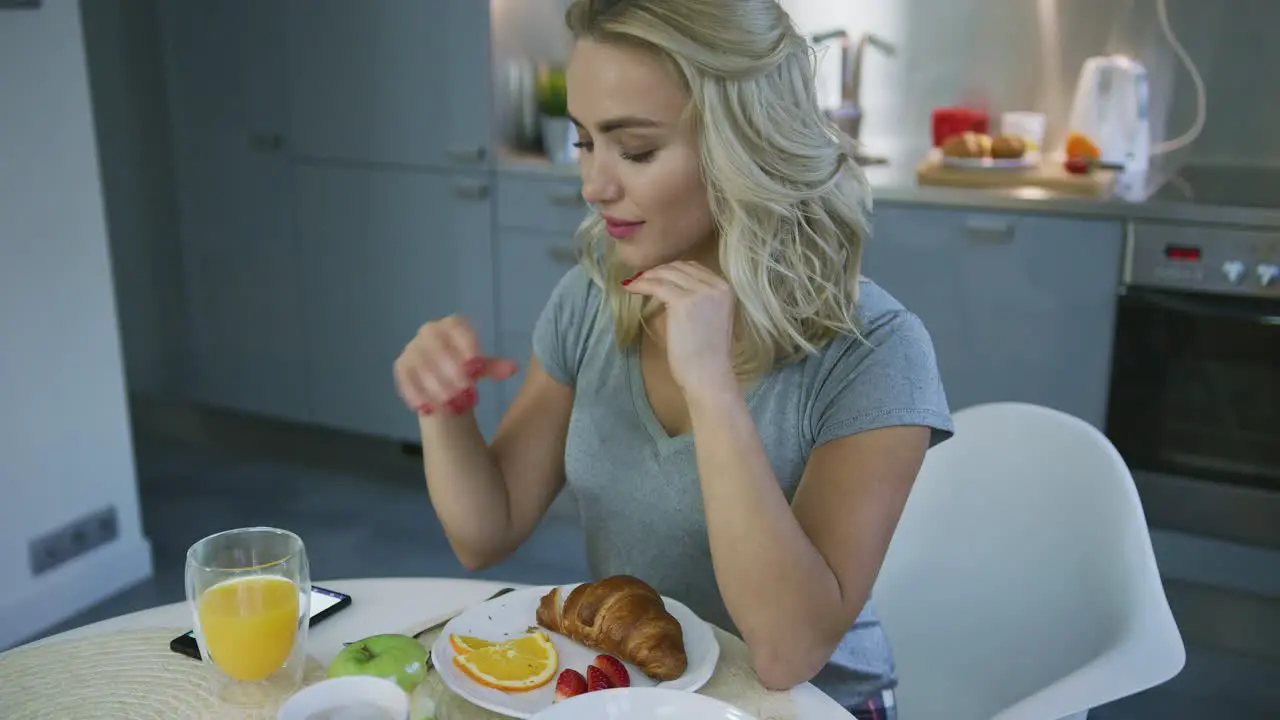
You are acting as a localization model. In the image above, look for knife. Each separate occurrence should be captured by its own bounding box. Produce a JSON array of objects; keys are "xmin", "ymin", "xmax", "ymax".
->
[{"xmin": 414, "ymin": 586, "xmax": 517, "ymax": 644}]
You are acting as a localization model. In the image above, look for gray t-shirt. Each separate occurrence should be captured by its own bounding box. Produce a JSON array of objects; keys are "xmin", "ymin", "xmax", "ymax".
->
[{"xmin": 532, "ymin": 266, "xmax": 954, "ymax": 707}]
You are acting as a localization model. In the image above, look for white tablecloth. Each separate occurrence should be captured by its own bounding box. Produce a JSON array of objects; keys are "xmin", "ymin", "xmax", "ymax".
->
[{"xmin": 25, "ymin": 577, "xmax": 853, "ymax": 718}]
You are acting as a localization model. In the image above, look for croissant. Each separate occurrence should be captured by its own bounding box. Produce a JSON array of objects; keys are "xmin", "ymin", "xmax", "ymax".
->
[{"xmin": 535, "ymin": 575, "xmax": 688, "ymax": 681}]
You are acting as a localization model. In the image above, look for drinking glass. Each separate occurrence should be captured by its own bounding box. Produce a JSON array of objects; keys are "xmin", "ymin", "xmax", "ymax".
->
[{"xmin": 185, "ymin": 526, "xmax": 311, "ymax": 707}]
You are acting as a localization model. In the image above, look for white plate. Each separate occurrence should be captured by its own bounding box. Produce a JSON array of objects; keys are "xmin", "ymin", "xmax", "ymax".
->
[
  {"xmin": 530, "ymin": 687, "xmax": 756, "ymax": 720},
  {"xmin": 431, "ymin": 584, "xmax": 720, "ymax": 719},
  {"xmin": 938, "ymin": 148, "xmax": 1041, "ymax": 170}
]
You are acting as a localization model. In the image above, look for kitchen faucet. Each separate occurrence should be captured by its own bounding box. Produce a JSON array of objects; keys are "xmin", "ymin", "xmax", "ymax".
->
[{"xmin": 808, "ymin": 29, "xmax": 898, "ymax": 164}]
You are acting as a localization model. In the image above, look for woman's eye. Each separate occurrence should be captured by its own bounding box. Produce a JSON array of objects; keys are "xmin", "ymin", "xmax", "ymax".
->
[
  {"xmin": 572, "ymin": 141, "xmax": 594, "ymax": 152},
  {"xmin": 621, "ymin": 149, "xmax": 657, "ymax": 163}
]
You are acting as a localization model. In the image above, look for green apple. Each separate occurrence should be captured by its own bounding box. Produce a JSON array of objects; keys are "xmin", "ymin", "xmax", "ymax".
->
[{"xmin": 328, "ymin": 634, "xmax": 430, "ymax": 692}]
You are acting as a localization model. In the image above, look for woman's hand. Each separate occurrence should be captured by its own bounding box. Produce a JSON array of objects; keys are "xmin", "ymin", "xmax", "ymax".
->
[
  {"xmin": 393, "ymin": 315, "xmax": 518, "ymax": 416},
  {"xmin": 621, "ymin": 262, "xmax": 736, "ymax": 397}
]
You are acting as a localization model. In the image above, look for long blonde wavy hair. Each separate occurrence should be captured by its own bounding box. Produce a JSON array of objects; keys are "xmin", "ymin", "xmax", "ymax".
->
[{"xmin": 565, "ymin": 0, "xmax": 873, "ymax": 380}]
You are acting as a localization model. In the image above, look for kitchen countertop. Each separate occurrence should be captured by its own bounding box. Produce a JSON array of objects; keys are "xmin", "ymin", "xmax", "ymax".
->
[{"xmin": 499, "ymin": 146, "xmax": 1280, "ymax": 231}]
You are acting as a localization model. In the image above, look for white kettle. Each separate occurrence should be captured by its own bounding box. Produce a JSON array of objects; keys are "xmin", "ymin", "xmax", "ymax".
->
[{"xmin": 1065, "ymin": 54, "xmax": 1152, "ymax": 174}]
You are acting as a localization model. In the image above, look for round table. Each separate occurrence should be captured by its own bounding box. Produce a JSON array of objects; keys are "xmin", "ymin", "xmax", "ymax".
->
[{"xmin": 26, "ymin": 577, "xmax": 853, "ymax": 719}]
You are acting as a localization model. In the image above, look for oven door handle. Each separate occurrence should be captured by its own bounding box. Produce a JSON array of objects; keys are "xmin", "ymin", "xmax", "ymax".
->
[{"xmin": 1124, "ymin": 287, "xmax": 1280, "ymax": 326}]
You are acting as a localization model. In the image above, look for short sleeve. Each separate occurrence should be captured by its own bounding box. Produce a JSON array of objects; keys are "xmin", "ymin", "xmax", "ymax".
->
[
  {"xmin": 531, "ymin": 266, "xmax": 598, "ymax": 387},
  {"xmin": 808, "ymin": 311, "xmax": 954, "ymax": 449}
]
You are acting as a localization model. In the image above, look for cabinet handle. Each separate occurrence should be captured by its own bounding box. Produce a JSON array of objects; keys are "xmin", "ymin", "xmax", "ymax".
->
[
  {"xmin": 447, "ymin": 146, "xmax": 488, "ymax": 164},
  {"xmin": 548, "ymin": 246, "xmax": 577, "ymax": 265},
  {"xmin": 547, "ymin": 190, "xmax": 584, "ymax": 207},
  {"xmin": 452, "ymin": 182, "xmax": 490, "ymax": 200},
  {"xmin": 964, "ymin": 217, "xmax": 1015, "ymax": 243},
  {"xmin": 249, "ymin": 133, "xmax": 286, "ymax": 153}
]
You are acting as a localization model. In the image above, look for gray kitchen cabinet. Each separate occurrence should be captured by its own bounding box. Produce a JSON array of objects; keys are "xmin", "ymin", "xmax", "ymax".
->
[
  {"xmin": 863, "ymin": 204, "xmax": 1124, "ymax": 429},
  {"xmin": 285, "ymin": 0, "xmax": 492, "ymax": 170},
  {"xmin": 156, "ymin": 0, "xmax": 312, "ymax": 423},
  {"xmin": 494, "ymin": 228, "xmax": 583, "ymax": 410},
  {"xmin": 496, "ymin": 174, "xmax": 591, "ymax": 233},
  {"xmin": 294, "ymin": 164, "xmax": 500, "ymax": 442},
  {"xmin": 493, "ymin": 173, "xmax": 589, "ymax": 411}
]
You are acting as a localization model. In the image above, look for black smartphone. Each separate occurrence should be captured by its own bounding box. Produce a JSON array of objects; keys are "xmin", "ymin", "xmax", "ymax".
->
[{"xmin": 169, "ymin": 584, "xmax": 353, "ymax": 660}]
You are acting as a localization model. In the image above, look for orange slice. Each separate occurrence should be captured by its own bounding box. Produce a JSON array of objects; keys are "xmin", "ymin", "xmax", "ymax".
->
[
  {"xmin": 449, "ymin": 633, "xmax": 496, "ymax": 655},
  {"xmin": 452, "ymin": 631, "xmax": 558, "ymax": 692},
  {"xmin": 1065, "ymin": 132, "xmax": 1101, "ymax": 161}
]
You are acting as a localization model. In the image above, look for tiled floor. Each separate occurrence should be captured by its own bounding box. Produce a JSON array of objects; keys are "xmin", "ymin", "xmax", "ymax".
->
[{"xmin": 17, "ymin": 403, "xmax": 1280, "ymax": 718}]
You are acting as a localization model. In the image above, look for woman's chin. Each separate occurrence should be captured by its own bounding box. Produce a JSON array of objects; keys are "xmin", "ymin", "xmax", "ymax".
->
[
  {"xmin": 613, "ymin": 235, "xmax": 709, "ymax": 272},
  {"xmin": 614, "ymin": 244, "xmax": 658, "ymax": 271}
]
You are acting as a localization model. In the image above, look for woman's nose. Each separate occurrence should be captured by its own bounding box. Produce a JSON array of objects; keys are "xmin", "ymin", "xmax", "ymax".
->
[{"xmin": 580, "ymin": 157, "xmax": 621, "ymax": 206}]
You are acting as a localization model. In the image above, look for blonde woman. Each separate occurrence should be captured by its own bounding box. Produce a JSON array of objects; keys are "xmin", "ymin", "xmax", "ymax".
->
[{"xmin": 393, "ymin": 0, "xmax": 951, "ymax": 715}]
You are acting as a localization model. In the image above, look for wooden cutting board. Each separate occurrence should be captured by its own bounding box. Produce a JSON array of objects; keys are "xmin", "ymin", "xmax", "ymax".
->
[{"xmin": 916, "ymin": 153, "xmax": 1114, "ymax": 197}]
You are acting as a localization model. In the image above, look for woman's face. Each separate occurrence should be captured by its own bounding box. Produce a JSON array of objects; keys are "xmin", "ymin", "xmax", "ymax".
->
[{"xmin": 567, "ymin": 39, "xmax": 716, "ymax": 271}]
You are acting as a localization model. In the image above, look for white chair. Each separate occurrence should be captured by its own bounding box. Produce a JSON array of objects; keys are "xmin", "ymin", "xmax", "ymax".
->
[{"xmin": 871, "ymin": 402, "xmax": 1186, "ymax": 720}]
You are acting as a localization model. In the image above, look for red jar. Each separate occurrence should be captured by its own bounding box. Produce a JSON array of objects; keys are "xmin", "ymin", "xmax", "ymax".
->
[{"xmin": 931, "ymin": 107, "xmax": 990, "ymax": 147}]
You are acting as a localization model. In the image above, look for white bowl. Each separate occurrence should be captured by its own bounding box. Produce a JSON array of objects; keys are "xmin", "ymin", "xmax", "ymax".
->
[
  {"xmin": 530, "ymin": 687, "xmax": 757, "ymax": 720},
  {"xmin": 277, "ymin": 676, "xmax": 409, "ymax": 720}
]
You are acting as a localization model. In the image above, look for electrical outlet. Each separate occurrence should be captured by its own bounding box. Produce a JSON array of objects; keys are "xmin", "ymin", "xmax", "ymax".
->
[{"xmin": 28, "ymin": 505, "xmax": 120, "ymax": 576}]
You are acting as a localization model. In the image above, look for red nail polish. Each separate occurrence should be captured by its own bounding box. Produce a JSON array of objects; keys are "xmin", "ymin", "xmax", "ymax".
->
[
  {"xmin": 446, "ymin": 387, "xmax": 478, "ymax": 415},
  {"xmin": 463, "ymin": 357, "xmax": 486, "ymax": 379},
  {"xmin": 417, "ymin": 403, "xmax": 433, "ymax": 415},
  {"xmin": 621, "ymin": 271, "xmax": 644, "ymax": 286}
]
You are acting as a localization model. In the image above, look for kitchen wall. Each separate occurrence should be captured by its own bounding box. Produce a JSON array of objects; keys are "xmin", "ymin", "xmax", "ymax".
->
[
  {"xmin": 493, "ymin": 0, "xmax": 1272, "ymax": 168},
  {"xmin": 780, "ymin": 0, "xmax": 1243, "ymax": 166},
  {"xmin": 0, "ymin": 1, "xmax": 153, "ymax": 649}
]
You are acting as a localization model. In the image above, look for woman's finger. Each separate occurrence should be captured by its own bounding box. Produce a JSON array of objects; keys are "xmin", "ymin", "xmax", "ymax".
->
[
  {"xmin": 649, "ymin": 265, "xmax": 701, "ymax": 291},
  {"xmin": 415, "ymin": 347, "xmax": 463, "ymax": 408},
  {"xmin": 622, "ymin": 269, "xmax": 689, "ymax": 303},
  {"xmin": 437, "ymin": 329, "xmax": 477, "ymax": 391},
  {"xmin": 671, "ymin": 260, "xmax": 724, "ymax": 287},
  {"xmin": 480, "ymin": 356, "xmax": 520, "ymax": 381},
  {"xmin": 440, "ymin": 315, "xmax": 482, "ymax": 360},
  {"xmin": 393, "ymin": 355, "xmax": 429, "ymax": 411}
]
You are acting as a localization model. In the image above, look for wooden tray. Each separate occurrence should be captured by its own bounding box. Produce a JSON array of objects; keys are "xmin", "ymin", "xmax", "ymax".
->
[{"xmin": 916, "ymin": 152, "xmax": 1114, "ymax": 197}]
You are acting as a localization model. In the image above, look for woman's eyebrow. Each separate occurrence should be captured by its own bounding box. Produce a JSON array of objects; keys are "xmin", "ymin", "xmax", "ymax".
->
[{"xmin": 569, "ymin": 113, "xmax": 664, "ymax": 133}]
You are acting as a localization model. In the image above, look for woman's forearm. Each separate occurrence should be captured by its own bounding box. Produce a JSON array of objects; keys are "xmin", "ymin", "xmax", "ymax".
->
[
  {"xmin": 687, "ymin": 388, "xmax": 847, "ymax": 689},
  {"xmin": 418, "ymin": 412, "xmax": 515, "ymax": 570}
]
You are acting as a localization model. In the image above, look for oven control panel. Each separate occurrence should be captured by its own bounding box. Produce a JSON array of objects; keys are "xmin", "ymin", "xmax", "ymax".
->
[{"xmin": 1126, "ymin": 221, "xmax": 1280, "ymax": 297}]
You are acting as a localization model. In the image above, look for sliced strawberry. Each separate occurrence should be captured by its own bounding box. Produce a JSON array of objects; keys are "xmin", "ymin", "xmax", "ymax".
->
[
  {"xmin": 586, "ymin": 664, "xmax": 613, "ymax": 692},
  {"xmin": 554, "ymin": 668, "xmax": 587, "ymax": 702},
  {"xmin": 592, "ymin": 654, "xmax": 630, "ymax": 688}
]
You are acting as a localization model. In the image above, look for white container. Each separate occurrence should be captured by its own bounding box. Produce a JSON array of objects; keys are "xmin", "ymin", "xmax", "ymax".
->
[
  {"xmin": 540, "ymin": 115, "xmax": 579, "ymax": 165},
  {"xmin": 1064, "ymin": 54, "xmax": 1152, "ymax": 173},
  {"xmin": 277, "ymin": 676, "xmax": 410, "ymax": 720},
  {"xmin": 530, "ymin": 687, "xmax": 756, "ymax": 720},
  {"xmin": 1000, "ymin": 111, "xmax": 1047, "ymax": 151}
]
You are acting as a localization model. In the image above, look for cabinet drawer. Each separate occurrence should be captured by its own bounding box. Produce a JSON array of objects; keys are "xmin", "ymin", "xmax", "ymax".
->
[
  {"xmin": 496, "ymin": 228, "xmax": 581, "ymax": 343},
  {"xmin": 497, "ymin": 174, "xmax": 589, "ymax": 233},
  {"xmin": 868, "ymin": 203, "xmax": 1123, "ymax": 428}
]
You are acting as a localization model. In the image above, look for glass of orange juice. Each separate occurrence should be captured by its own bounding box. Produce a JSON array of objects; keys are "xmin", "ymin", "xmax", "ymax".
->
[{"xmin": 185, "ymin": 526, "xmax": 311, "ymax": 707}]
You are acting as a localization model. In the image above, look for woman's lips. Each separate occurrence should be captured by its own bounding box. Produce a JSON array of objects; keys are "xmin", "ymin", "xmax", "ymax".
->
[{"xmin": 604, "ymin": 217, "xmax": 645, "ymax": 239}]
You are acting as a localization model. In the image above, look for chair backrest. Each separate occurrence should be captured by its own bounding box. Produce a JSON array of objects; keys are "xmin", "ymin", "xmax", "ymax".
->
[{"xmin": 871, "ymin": 402, "xmax": 1185, "ymax": 720}]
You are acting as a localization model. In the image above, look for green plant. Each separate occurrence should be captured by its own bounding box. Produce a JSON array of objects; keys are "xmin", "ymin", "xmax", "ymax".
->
[{"xmin": 537, "ymin": 65, "xmax": 568, "ymax": 117}]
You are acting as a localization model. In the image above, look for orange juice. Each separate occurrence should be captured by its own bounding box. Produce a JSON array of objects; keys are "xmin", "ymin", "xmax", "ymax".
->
[{"xmin": 197, "ymin": 575, "xmax": 300, "ymax": 681}]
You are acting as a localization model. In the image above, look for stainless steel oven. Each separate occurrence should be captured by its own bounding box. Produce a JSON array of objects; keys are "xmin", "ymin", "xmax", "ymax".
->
[{"xmin": 1105, "ymin": 220, "xmax": 1280, "ymax": 550}]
